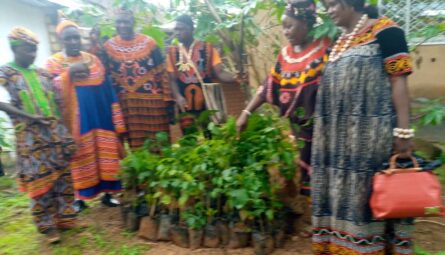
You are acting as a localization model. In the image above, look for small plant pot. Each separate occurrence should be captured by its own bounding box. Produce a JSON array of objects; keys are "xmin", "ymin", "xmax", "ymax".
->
[
  {"xmin": 157, "ymin": 214, "xmax": 173, "ymax": 241},
  {"xmin": 188, "ymin": 228, "xmax": 203, "ymax": 250},
  {"xmin": 138, "ymin": 216, "xmax": 159, "ymax": 241},
  {"xmin": 216, "ymin": 220, "xmax": 230, "ymax": 246},
  {"xmin": 274, "ymin": 228, "xmax": 286, "ymax": 248},
  {"xmin": 203, "ymin": 224, "xmax": 220, "ymax": 248},
  {"xmin": 136, "ymin": 203, "xmax": 149, "ymax": 218},
  {"xmin": 126, "ymin": 211, "xmax": 140, "ymax": 232},
  {"xmin": 121, "ymin": 205, "xmax": 131, "ymax": 226},
  {"xmin": 227, "ymin": 228, "xmax": 250, "ymax": 249},
  {"xmin": 252, "ymin": 232, "xmax": 275, "ymax": 255},
  {"xmin": 273, "ymin": 220, "xmax": 287, "ymax": 248},
  {"xmin": 170, "ymin": 225, "xmax": 189, "ymax": 248}
]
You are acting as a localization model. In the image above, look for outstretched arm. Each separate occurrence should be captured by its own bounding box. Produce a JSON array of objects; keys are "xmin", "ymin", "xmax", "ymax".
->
[
  {"xmin": 0, "ymin": 102, "xmax": 48, "ymax": 124},
  {"xmin": 236, "ymin": 89, "xmax": 266, "ymax": 133},
  {"xmin": 213, "ymin": 63, "xmax": 237, "ymax": 83}
]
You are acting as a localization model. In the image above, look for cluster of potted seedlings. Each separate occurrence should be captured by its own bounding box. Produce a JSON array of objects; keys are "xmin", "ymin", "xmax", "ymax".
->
[{"xmin": 120, "ymin": 115, "xmax": 300, "ymax": 255}]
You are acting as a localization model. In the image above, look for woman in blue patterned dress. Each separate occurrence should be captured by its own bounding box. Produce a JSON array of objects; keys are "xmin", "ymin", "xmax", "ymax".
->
[{"xmin": 311, "ymin": 0, "xmax": 415, "ymax": 254}]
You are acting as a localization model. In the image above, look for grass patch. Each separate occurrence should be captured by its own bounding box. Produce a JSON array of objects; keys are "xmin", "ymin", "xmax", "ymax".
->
[
  {"xmin": 416, "ymin": 246, "xmax": 445, "ymax": 255},
  {"xmin": 0, "ymin": 176, "xmax": 150, "ymax": 255},
  {"xmin": 0, "ymin": 176, "xmax": 15, "ymax": 190},
  {"xmin": 106, "ymin": 244, "xmax": 148, "ymax": 255},
  {"xmin": 0, "ymin": 177, "xmax": 41, "ymax": 255},
  {"xmin": 51, "ymin": 227, "xmax": 149, "ymax": 255}
]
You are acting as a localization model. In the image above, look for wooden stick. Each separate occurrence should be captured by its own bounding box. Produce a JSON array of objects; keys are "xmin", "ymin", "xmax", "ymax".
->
[{"xmin": 149, "ymin": 198, "xmax": 157, "ymax": 218}]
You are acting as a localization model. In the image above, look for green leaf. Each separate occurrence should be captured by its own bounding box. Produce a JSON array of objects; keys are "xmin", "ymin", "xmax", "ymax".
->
[
  {"xmin": 266, "ymin": 209, "xmax": 274, "ymax": 220},
  {"xmin": 178, "ymin": 194, "xmax": 189, "ymax": 207},
  {"xmin": 141, "ymin": 25, "xmax": 166, "ymax": 49},
  {"xmin": 161, "ymin": 195, "xmax": 172, "ymax": 205},
  {"xmin": 182, "ymin": 173, "xmax": 194, "ymax": 182},
  {"xmin": 229, "ymin": 189, "xmax": 249, "ymax": 209},
  {"xmin": 205, "ymin": 34, "xmax": 220, "ymax": 44}
]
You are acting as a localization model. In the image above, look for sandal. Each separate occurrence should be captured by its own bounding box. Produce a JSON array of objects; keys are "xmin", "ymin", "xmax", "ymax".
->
[
  {"xmin": 45, "ymin": 230, "xmax": 61, "ymax": 245},
  {"xmin": 298, "ymin": 229, "xmax": 312, "ymax": 238}
]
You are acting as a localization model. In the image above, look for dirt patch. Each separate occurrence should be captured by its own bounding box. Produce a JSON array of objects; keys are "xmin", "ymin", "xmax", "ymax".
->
[
  {"xmin": 75, "ymin": 200, "xmax": 313, "ymax": 255},
  {"xmin": 414, "ymin": 216, "xmax": 445, "ymax": 253},
  {"xmin": 413, "ymin": 187, "xmax": 445, "ymax": 253},
  {"xmin": 143, "ymin": 236, "xmax": 312, "ymax": 255},
  {"xmin": 37, "ymin": 194, "xmax": 445, "ymax": 255}
]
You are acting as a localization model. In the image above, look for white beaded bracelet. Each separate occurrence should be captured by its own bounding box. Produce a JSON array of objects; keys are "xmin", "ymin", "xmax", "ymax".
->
[
  {"xmin": 242, "ymin": 109, "xmax": 251, "ymax": 115},
  {"xmin": 393, "ymin": 128, "xmax": 415, "ymax": 139}
]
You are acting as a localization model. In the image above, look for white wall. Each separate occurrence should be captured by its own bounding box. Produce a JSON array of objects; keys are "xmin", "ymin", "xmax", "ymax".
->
[{"xmin": 0, "ymin": 0, "xmax": 52, "ymax": 68}]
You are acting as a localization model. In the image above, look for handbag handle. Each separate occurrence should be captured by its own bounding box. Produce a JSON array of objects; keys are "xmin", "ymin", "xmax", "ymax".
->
[
  {"xmin": 380, "ymin": 154, "xmax": 421, "ymax": 175},
  {"xmin": 389, "ymin": 154, "xmax": 419, "ymax": 169}
]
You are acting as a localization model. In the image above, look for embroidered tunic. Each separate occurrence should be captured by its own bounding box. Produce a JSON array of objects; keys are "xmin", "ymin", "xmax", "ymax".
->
[
  {"xmin": 260, "ymin": 37, "xmax": 330, "ymax": 196},
  {"xmin": 166, "ymin": 40, "xmax": 222, "ymax": 133},
  {"xmin": 104, "ymin": 34, "xmax": 174, "ymax": 148}
]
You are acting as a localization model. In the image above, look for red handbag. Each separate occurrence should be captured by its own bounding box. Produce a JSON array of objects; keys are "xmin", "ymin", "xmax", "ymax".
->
[{"xmin": 370, "ymin": 154, "xmax": 445, "ymax": 219}]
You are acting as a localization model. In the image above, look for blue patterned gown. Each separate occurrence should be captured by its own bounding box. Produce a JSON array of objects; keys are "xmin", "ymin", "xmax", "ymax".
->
[{"xmin": 311, "ymin": 17, "xmax": 414, "ymax": 255}]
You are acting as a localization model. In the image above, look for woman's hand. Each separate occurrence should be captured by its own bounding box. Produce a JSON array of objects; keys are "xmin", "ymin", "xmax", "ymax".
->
[
  {"xmin": 236, "ymin": 111, "xmax": 249, "ymax": 134},
  {"xmin": 33, "ymin": 116, "xmax": 52, "ymax": 126},
  {"xmin": 175, "ymin": 95, "xmax": 188, "ymax": 113},
  {"xmin": 234, "ymin": 72, "xmax": 248, "ymax": 85},
  {"xmin": 393, "ymin": 137, "xmax": 414, "ymax": 158}
]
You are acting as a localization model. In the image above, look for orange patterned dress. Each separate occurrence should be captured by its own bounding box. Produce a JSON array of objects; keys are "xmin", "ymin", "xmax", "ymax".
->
[{"xmin": 46, "ymin": 52, "xmax": 126, "ymax": 199}]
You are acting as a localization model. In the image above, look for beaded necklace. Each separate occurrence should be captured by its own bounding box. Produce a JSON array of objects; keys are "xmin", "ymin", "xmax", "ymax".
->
[
  {"xmin": 176, "ymin": 40, "xmax": 197, "ymax": 72},
  {"xmin": 329, "ymin": 14, "xmax": 368, "ymax": 62},
  {"xmin": 281, "ymin": 40, "xmax": 323, "ymax": 64}
]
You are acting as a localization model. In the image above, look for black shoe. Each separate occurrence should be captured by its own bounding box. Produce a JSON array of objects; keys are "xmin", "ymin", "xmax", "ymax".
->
[
  {"xmin": 101, "ymin": 193, "xmax": 120, "ymax": 207},
  {"xmin": 73, "ymin": 200, "xmax": 88, "ymax": 213},
  {"xmin": 0, "ymin": 167, "xmax": 5, "ymax": 177}
]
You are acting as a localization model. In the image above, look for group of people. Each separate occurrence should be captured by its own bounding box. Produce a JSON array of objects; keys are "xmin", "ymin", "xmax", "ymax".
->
[
  {"xmin": 0, "ymin": 7, "xmax": 239, "ymax": 244},
  {"xmin": 0, "ymin": 0, "xmax": 416, "ymax": 253},
  {"xmin": 237, "ymin": 0, "xmax": 414, "ymax": 254}
]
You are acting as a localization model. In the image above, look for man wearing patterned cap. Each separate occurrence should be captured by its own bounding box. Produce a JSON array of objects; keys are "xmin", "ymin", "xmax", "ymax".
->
[
  {"xmin": 167, "ymin": 14, "xmax": 240, "ymax": 134},
  {"xmin": 47, "ymin": 17, "xmax": 127, "ymax": 212},
  {"xmin": 0, "ymin": 26, "xmax": 78, "ymax": 244},
  {"xmin": 104, "ymin": 7, "xmax": 175, "ymax": 148}
]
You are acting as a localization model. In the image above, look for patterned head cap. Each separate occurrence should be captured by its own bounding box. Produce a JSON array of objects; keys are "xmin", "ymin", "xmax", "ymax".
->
[
  {"xmin": 8, "ymin": 26, "xmax": 39, "ymax": 46},
  {"xmin": 56, "ymin": 20, "xmax": 80, "ymax": 36},
  {"xmin": 56, "ymin": 11, "xmax": 79, "ymax": 36},
  {"xmin": 285, "ymin": 0, "xmax": 317, "ymax": 26}
]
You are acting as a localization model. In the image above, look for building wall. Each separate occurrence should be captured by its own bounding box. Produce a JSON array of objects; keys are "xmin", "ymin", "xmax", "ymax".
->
[
  {"xmin": 247, "ymin": 11, "xmax": 285, "ymax": 88},
  {"xmin": 409, "ymin": 44, "xmax": 445, "ymax": 99},
  {"xmin": 0, "ymin": 0, "xmax": 52, "ymax": 67}
]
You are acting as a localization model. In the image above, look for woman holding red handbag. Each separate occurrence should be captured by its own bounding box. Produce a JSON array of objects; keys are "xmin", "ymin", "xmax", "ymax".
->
[{"xmin": 310, "ymin": 0, "xmax": 416, "ymax": 254}]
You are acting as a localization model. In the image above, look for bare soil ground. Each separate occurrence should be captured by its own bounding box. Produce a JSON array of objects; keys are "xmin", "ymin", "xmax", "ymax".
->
[{"xmin": 70, "ymin": 197, "xmax": 445, "ymax": 255}]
